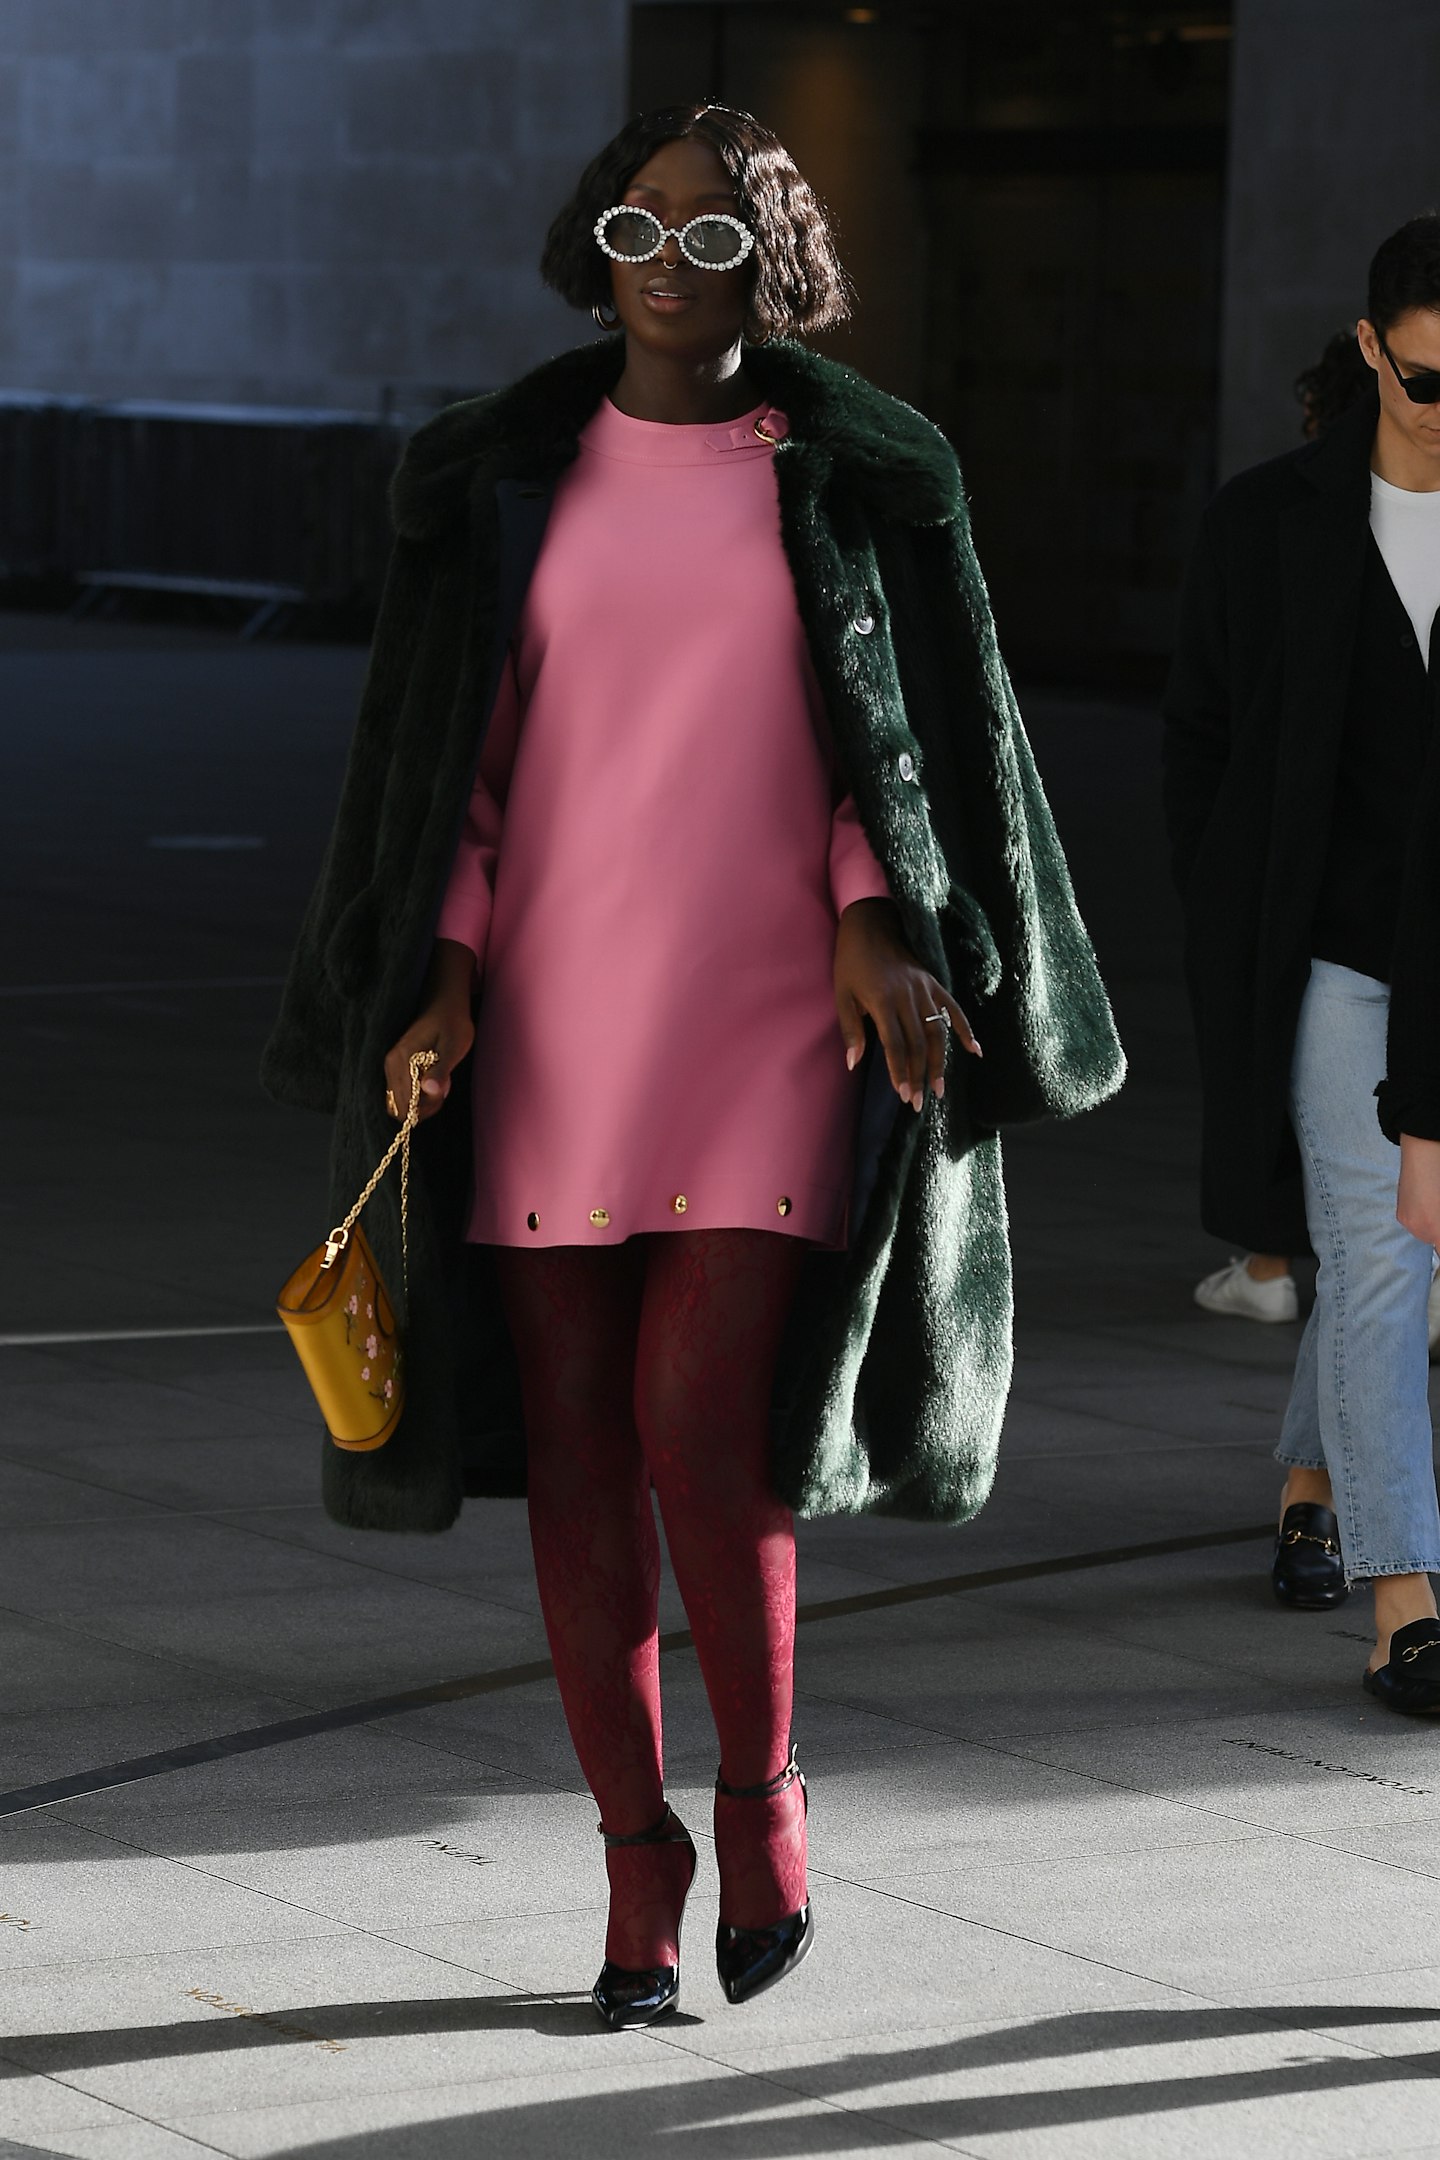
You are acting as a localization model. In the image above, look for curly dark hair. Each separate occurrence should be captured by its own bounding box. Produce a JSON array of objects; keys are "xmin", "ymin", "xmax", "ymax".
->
[
  {"xmin": 540, "ymin": 103, "xmax": 851, "ymax": 340},
  {"xmin": 1293, "ymin": 327, "xmax": 1373, "ymax": 439},
  {"xmin": 1367, "ymin": 211, "xmax": 1440, "ymax": 334}
]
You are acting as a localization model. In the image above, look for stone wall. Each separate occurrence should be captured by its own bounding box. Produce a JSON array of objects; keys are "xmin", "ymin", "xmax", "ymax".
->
[
  {"xmin": 0, "ymin": 0, "xmax": 629, "ymax": 414},
  {"xmin": 1219, "ymin": 0, "xmax": 1440, "ymax": 476}
]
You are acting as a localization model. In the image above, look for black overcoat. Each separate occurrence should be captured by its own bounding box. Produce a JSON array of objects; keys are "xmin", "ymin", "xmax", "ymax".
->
[
  {"xmin": 1162, "ymin": 389, "xmax": 1404, "ymax": 1255},
  {"xmin": 262, "ymin": 337, "xmax": 1124, "ymax": 1534},
  {"xmin": 1378, "ymin": 572, "xmax": 1440, "ymax": 1148}
]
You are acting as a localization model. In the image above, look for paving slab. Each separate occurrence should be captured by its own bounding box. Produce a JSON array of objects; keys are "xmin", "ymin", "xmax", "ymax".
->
[
  {"xmin": 860, "ymin": 1834, "xmax": 1440, "ymax": 1997},
  {"xmin": 12, "ymin": 2126, "xmax": 235, "ymax": 2159},
  {"xmin": 62, "ymin": 1785, "xmax": 614, "ymax": 1937},
  {"xmin": 9, "ymin": 1434, "xmax": 321, "ymax": 1516},
  {"xmin": 0, "ymin": 1813, "xmax": 353, "ymax": 1973},
  {"xmin": 667, "ymin": 2014, "xmax": 1440, "ymax": 2160},
  {"xmin": 0, "ymin": 2071, "xmax": 128, "ymax": 2140},
  {"xmin": 7, "ymin": 635, "xmax": 1440, "ymax": 2154},
  {"xmin": 0, "ymin": 1934, "xmax": 564, "ymax": 2122},
  {"xmin": 49, "ymin": 1578, "xmax": 551, "ymax": 1702},
  {"xmin": 789, "ymin": 1597, "xmax": 1282, "ymax": 1746},
  {"xmin": 161, "ymin": 2054, "xmax": 953, "ymax": 2160},
  {"xmin": 992, "ymin": 1695, "xmax": 1440, "ymax": 1836},
  {"xmin": 0, "ymin": 1687, "xmax": 315, "ymax": 1796}
]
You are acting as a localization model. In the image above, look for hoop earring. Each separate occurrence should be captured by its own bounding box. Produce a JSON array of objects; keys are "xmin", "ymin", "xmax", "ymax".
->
[{"xmin": 593, "ymin": 301, "xmax": 620, "ymax": 331}]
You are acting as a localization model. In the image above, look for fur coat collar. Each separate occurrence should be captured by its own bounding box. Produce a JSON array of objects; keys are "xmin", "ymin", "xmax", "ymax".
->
[
  {"xmin": 390, "ymin": 336, "xmax": 966, "ymax": 540},
  {"xmin": 262, "ymin": 338, "xmax": 1124, "ymax": 1535}
]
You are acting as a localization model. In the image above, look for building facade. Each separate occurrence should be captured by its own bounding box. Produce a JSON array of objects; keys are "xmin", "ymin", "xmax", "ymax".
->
[
  {"xmin": 1, "ymin": 0, "xmax": 1435, "ymax": 663},
  {"xmin": 0, "ymin": 0, "xmax": 626, "ymax": 415}
]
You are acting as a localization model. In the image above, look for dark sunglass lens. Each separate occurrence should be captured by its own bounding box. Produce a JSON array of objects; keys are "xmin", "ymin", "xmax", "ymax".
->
[
  {"xmin": 685, "ymin": 218, "xmax": 744, "ymax": 267},
  {"xmin": 602, "ymin": 209, "xmax": 660, "ymax": 258},
  {"xmin": 1404, "ymin": 371, "xmax": 1440, "ymax": 404}
]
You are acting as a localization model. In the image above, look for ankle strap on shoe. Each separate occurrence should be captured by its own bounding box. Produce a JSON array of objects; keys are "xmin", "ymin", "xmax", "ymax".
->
[
  {"xmin": 715, "ymin": 1745, "xmax": 804, "ymax": 1801},
  {"xmin": 598, "ymin": 1803, "xmax": 689, "ymax": 1849}
]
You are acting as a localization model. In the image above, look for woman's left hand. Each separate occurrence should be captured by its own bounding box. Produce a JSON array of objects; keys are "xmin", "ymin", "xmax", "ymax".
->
[
  {"xmin": 1397, "ymin": 1133, "xmax": 1440, "ymax": 1251},
  {"xmin": 834, "ymin": 896, "xmax": 981, "ymax": 1111}
]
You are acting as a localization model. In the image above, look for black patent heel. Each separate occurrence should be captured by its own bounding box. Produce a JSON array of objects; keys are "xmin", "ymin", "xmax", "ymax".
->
[
  {"xmin": 714, "ymin": 1747, "xmax": 814, "ymax": 2007},
  {"xmin": 591, "ymin": 1804, "xmax": 697, "ymax": 2031}
]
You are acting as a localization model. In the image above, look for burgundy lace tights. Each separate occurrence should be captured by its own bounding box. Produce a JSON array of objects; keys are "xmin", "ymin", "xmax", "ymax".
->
[{"xmin": 496, "ymin": 1229, "xmax": 807, "ymax": 1965}]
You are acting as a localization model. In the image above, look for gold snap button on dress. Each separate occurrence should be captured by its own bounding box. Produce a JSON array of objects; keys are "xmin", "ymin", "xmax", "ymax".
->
[
  {"xmin": 776, "ymin": 1196, "xmax": 793, "ymax": 1217},
  {"xmin": 590, "ymin": 1207, "xmax": 611, "ymax": 1227},
  {"xmin": 672, "ymin": 1195, "xmax": 688, "ymax": 1214},
  {"xmin": 526, "ymin": 1212, "xmax": 540, "ymax": 1232}
]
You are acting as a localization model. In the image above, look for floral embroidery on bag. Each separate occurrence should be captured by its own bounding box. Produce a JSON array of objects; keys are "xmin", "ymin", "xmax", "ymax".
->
[{"xmin": 336, "ymin": 1258, "xmax": 400, "ymax": 1417}]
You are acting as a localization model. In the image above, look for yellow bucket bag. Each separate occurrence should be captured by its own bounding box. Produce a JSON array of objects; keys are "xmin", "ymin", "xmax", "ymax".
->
[{"xmin": 276, "ymin": 1050, "xmax": 436, "ymax": 1452}]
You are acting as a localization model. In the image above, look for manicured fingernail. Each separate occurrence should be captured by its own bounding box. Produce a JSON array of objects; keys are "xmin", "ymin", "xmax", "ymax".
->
[
  {"xmin": 899, "ymin": 1083, "xmax": 911, "ymax": 1105},
  {"xmin": 971, "ymin": 1040, "xmax": 984, "ymax": 1058},
  {"xmin": 846, "ymin": 1045, "xmax": 859, "ymax": 1071},
  {"xmin": 934, "ymin": 1077, "xmax": 945, "ymax": 1100}
]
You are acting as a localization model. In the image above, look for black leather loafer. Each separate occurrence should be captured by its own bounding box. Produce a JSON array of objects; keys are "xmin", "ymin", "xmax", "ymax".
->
[
  {"xmin": 1272, "ymin": 1502, "xmax": 1348, "ymax": 1608},
  {"xmin": 1362, "ymin": 1617, "xmax": 1440, "ymax": 1714}
]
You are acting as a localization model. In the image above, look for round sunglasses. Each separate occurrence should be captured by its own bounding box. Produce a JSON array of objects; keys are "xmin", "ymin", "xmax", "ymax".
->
[{"xmin": 593, "ymin": 205, "xmax": 754, "ymax": 273}]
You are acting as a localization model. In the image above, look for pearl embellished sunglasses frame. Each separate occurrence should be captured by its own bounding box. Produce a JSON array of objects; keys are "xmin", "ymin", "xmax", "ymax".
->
[{"xmin": 593, "ymin": 205, "xmax": 755, "ymax": 272}]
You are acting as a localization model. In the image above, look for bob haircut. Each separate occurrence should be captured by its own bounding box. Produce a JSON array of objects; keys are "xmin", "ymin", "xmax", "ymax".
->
[
  {"xmin": 540, "ymin": 103, "xmax": 851, "ymax": 340},
  {"xmin": 1367, "ymin": 212, "xmax": 1440, "ymax": 334}
]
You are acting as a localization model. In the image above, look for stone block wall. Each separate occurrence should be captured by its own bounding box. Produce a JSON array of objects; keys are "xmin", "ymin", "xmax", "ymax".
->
[{"xmin": 0, "ymin": 0, "xmax": 629, "ymax": 413}]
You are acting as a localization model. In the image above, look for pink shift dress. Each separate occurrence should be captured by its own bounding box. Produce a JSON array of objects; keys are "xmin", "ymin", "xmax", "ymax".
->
[{"xmin": 435, "ymin": 395, "xmax": 893, "ymax": 1250}]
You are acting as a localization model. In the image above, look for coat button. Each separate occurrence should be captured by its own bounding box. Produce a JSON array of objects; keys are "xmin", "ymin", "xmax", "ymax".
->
[
  {"xmin": 672, "ymin": 1194, "xmax": 688, "ymax": 1213},
  {"xmin": 898, "ymin": 751, "xmax": 916, "ymax": 782},
  {"xmin": 526, "ymin": 1212, "xmax": 540, "ymax": 1232},
  {"xmin": 853, "ymin": 612, "xmax": 875, "ymax": 635},
  {"xmin": 590, "ymin": 1207, "xmax": 610, "ymax": 1227},
  {"xmin": 776, "ymin": 1196, "xmax": 793, "ymax": 1217}
]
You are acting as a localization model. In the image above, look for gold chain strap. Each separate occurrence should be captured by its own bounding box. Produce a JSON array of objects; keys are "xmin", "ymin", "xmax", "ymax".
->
[{"xmin": 320, "ymin": 1049, "xmax": 438, "ymax": 1295}]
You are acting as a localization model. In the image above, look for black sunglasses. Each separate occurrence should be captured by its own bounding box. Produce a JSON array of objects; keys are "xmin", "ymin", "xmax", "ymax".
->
[{"xmin": 1379, "ymin": 333, "xmax": 1440, "ymax": 405}]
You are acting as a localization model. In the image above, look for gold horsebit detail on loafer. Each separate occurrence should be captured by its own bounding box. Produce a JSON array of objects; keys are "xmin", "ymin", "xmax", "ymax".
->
[
  {"xmin": 1400, "ymin": 1638, "xmax": 1440, "ymax": 1663},
  {"xmin": 1280, "ymin": 1530, "xmax": 1340, "ymax": 1553}
]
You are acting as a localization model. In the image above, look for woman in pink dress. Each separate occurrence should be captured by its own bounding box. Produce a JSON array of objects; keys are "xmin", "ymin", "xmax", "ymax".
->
[
  {"xmin": 382, "ymin": 109, "xmax": 979, "ymax": 2029},
  {"xmin": 267, "ymin": 94, "xmax": 1121, "ymax": 2027}
]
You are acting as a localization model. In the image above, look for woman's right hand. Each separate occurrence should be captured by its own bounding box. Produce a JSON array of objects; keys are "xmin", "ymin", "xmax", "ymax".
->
[{"xmin": 383, "ymin": 940, "xmax": 477, "ymax": 1126}]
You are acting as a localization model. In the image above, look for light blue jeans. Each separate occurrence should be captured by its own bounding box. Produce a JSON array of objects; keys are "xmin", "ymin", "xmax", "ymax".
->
[{"xmin": 1276, "ymin": 959, "xmax": 1440, "ymax": 1578}]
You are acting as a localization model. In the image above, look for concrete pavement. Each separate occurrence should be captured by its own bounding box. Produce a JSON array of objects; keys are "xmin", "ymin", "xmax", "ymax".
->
[{"xmin": 3, "ymin": 613, "xmax": 1440, "ymax": 2159}]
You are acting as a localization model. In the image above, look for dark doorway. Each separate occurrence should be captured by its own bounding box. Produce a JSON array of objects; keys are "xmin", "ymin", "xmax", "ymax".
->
[{"xmin": 630, "ymin": 3, "xmax": 1231, "ymax": 680}]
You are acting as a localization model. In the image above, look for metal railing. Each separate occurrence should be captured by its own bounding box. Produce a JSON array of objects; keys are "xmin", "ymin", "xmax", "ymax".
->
[{"xmin": 0, "ymin": 392, "xmax": 409, "ymax": 627}]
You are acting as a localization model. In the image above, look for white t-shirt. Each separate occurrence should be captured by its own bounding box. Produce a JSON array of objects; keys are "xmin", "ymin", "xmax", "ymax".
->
[{"xmin": 1370, "ymin": 471, "xmax": 1440, "ymax": 670}]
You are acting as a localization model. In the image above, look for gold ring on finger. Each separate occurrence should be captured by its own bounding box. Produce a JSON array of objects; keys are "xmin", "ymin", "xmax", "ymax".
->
[{"xmin": 385, "ymin": 1087, "xmax": 400, "ymax": 1118}]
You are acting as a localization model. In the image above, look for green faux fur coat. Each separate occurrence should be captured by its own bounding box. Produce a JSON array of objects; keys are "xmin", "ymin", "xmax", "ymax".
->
[{"xmin": 261, "ymin": 337, "xmax": 1123, "ymax": 1533}]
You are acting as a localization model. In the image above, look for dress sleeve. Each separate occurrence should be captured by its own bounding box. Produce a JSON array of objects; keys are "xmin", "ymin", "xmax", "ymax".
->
[
  {"xmin": 434, "ymin": 650, "xmax": 522, "ymax": 974},
  {"xmin": 829, "ymin": 793, "xmax": 894, "ymax": 917}
]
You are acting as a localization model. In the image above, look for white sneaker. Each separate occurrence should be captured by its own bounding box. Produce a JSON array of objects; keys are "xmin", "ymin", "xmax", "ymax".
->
[{"xmin": 1194, "ymin": 1256, "xmax": 1299, "ymax": 1324}]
